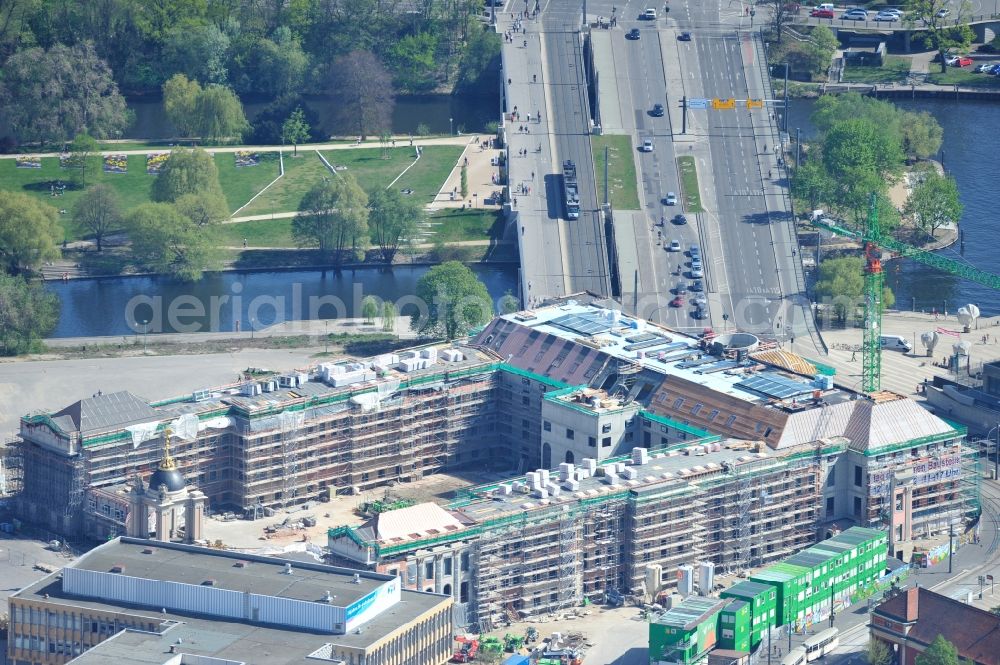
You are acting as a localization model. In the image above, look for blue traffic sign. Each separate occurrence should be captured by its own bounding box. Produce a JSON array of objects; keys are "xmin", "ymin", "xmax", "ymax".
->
[{"xmin": 688, "ymin": 98, "xmax": 709, "ymax": 109}]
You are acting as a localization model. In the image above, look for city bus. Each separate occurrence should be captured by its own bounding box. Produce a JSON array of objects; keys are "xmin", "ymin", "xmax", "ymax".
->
[
  {"xmin": 780, "ymin": 647, "xmax": 807, "ymax": 665},
  {"xmin": 803, "ymin": 628, "xmax": 840, "ymax": 661}
]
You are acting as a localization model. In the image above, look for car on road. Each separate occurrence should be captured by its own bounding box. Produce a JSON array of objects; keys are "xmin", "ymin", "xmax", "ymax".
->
[
  {"xmin": 692, "ymin": 305, "xmax": 706, "ymax": 319},
  {"xmin": 874, "ymin": 10, "xmax": 898, "ymax": 20},
  {"xmin": 627, "ymin": 28, "xmax": 641, "ymax": 39},
  {"xmin": 936, "ymin": 7, "xmax": 950, "ymax": 17},
  {"xmin": 991, "ymin": 64, "xmax": 1000, "ymax": 74},
  {"xmin": 691, "ymin": 294, "xmax": 707, "ymax": 307},
  {"xmin": 689, "ymin": 243, "xmax": 700, "ymax": 257},
  {"xmin": 690, "ymin": 258, "xmax": 703, "ymax": 271},
  {"xmin": 675, "ymin": 283, "xmax": 688, "ymax": 294},
  {"xmin": 651, "ymin": 103, "xmax": 664, "ymax": 116},
  {"xmin": 664, "ymin": 192, "xmax": 678, "ymax": 205},
  {"xmin": 672, "ymin": 213, "xmax": 687, "ymax": 225},
  {"xmin": 689, "ymin": 266, "xmax": 704, "ymax": 278},
  {"xmin": 842, "ymin": 9, "xmax": 868, "ymax": 19},
  {"xmin": 642, "ymin": 8, "xmax": 657, "ymax": 19},
  {"xmin": 670, "ymin": 295, "xmax": 685, "ymax": 307},
  {"xmin": 690, "ymin": 279, "xmax": 703, "ymax": 292},
  {"xmin": 810, "ymin": 8, "xmax": 834, "ymax": 17},
  {"xmin": 951, "ymin": 56, "xmax": 973, "ymax": 67},
  {"xmin": 975, "ymin": 62, "xmax": 997, "ymax": 73},
  {"xmin": 667, "ymin": 239, "xmax": 681, "ymax": 251},
  {"xmin": 641, "ymin": 138, "xmax": 654, "ymax": 152},
  {"xmin": 678, "ymin": 31, "xmax": 692, "ymax": 41}
]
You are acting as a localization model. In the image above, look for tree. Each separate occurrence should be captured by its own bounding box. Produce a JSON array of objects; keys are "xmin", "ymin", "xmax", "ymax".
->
[
  {"xmin": 174, "ymin": 191, "xmax": 229, "ymax": 228},
  {"xmin": 823, "ymin": 119, "xmax": 904, "ymax": 181},
  {"xmin": 900, "ymin": 110, "xmax": 944, "ymax": 161},
  {"xmin": 792, "ymin": 159, "xmax": 834, "ymax": 212},
  {"xmin": 499, "ymin": 290, "xmax": 520, "ymax": 314},
  {"xmin": 814, "ymin": 256, "xmax": 895, "ymax": 322},
  {"xmin": 460, "ymin": 164, "xmax": 469, "ymax": 199},
  {"xmin": 369, "ymin": 188, "xmax": 424, "ymax": 263},
  {"xmin": 163, "ymin": 74, "xmax": 202, "ymax": 139},
  {"xmin": 865, "ymin": 638, "xmax": 892, "ymax": 665},
  {"xmin": 413, "ymin": 261, "xmax": 492, "ymax": 339},
  {"xmin": 455, "ymin": 28, "xmax": 502, "ymax": 95},
  {"xmin": 805, "ymin": 25, "xmax": 839, "ymax": 76},
  {"xmin": 905, "ymin": 0, "xmax": 974, "ymax": 73},
  {"xmin": 281, "ymin": 107, "xmax": 311, "ymax": 156},
  {"xmin": 389, "ymin": 32, "xmax": 439, "ymax": 92},
  {"xmin": 161, "ymin": 21, "xmax": 230, "ymax": 84},
  {"xmin": 293, "ymin": 175, "xmax": 370, "ymax": 264},
  {"xmin": 126, "ymin": 203, "xmax": 215, "ymax": 281},
  {"xmin": 0, "ymin": 42, "xmax": 130, "ymax": 144},
  {"xmin": 61, "ymin": 132, "xmax": 99, "ymax": 190},
  {"xmin": 192, "ymin": 84, "xmax": 249, "ymax": 144},
  {"xmin": 381, "ymin": 300, "xmax": 396, "ymax": 332},
  {"xmin": 151, "ymin": 148, "xmax": 226, "ymax": 204},
  {"xmin": 362, "ymin": 296, "xmax": 380, "ymax": 324},
  {"xmin": 758, "ymin": 0, "xmax": 797, "ymax": 43},
  {"xmin": 915, "ymin": 635, "xmax": 960, "ymax": 665},
  {"xmin": 904, "ymin": 169, "xmax": 963, "ymax": 239},
  {"xmin": 327, "ymin": 50, "xmax": 395, "ymax": 138},
  {"xmin": 72, "ymin": 184, "xmax": 122, "ymax": 252},
  {"xmin": 0, "ymin": 273, "xmax": 59, "ymax": 355},
  {"xmin": 0, "ymin": 191, "xmax": 61, "ymax": 275},
  {"xmin": 812, "ymin": 93, "xmax": 903, "ymax": 139}
]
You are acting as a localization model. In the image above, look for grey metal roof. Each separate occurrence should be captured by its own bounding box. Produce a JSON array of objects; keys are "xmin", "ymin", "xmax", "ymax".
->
[{"xmin": 53, "ymin": 391, "xmax": 158, "ymax": 435}]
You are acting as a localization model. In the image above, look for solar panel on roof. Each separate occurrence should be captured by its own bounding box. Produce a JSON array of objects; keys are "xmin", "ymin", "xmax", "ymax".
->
[
  {"xmin": 735, "ymin": 374, "xmax": 814, "ymax": 400},
  {"xmin": 550, "ymin": 312, "xmax": 613, "ymax": 336}
]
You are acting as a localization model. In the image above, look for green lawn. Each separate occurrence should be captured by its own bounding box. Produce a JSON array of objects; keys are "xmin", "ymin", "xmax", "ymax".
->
[
  {"xmin": 217, "ymin": 219, "xmax": 295, "ymax": 248},
  {"xmin": 393, "ymin": 145, "xmax": 464, "ymax": 203},
  {"xmin": 926, "ymin": 66, "xmax": 1000, "ymax": 86},
  {"xmin": 425, "ymin": 209, "xmax": 503, "ymax": 243},
  {"xmin": 215, "ymin": 152, "xmax": 281, "ymax": 213},
  {"xmin": 676, "ymin": 156, "xmax": 704, "ymax": 213},
  {"xmin": 220, "ymin": 207, "xmax": 503, "ymax": 249},
  {"xmin": 841, "ymin": 55, "xmax": 911, "ymax": 83},
  {"xmin": 591, "ymin": 134, "xmax": 640, "ymax": 210},
  {"xmin": 237, "ymin": 153, "xmax": 333, "ymax": 217}
]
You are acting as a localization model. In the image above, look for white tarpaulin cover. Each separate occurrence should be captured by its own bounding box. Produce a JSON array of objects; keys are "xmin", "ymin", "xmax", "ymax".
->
[
  {"xmin": 170, "ymin": 413, "xmax": 199, "ymax": 441},
  {"xmin": 278, "ymin": 410, "xmax": 305, "ymax": 432},
  {"xmin": 126, "ymin": 421, "xmax": 160, "ymax": 449},
  {"xmin": 198, "ymin": 416, "xmax": 232, "ymax": 431}
]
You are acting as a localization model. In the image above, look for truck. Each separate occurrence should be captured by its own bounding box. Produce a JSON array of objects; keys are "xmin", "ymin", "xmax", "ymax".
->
[{"xmin": 562, "ymin": 160, "xmax": 581, "ymax": 220}]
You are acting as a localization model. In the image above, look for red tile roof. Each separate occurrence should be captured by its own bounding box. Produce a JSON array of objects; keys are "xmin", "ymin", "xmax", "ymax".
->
[{"xmin": 874, "ymin": 586, "xmax": 1000, "ymax": 663}]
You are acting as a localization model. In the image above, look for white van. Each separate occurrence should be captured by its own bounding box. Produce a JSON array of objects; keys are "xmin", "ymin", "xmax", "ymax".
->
[
  {"xmin": 880, "ymin": 335, "xmax": 912, "ymax": 352},
  {"xmin": 815, "ymin": 3, "xmax": 835, "ymax": 9}
]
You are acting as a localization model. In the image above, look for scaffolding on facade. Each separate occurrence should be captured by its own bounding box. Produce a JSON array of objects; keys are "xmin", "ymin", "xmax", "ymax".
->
[{"xmin": 557, "ymin": 505, "xmax": 581, "ymax": 610}]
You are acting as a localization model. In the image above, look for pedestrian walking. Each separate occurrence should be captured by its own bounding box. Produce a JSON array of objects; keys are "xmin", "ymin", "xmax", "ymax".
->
[
  {"xmin": 851, "ymin": 350, "xmax": 857, "ymax": 362},
  {"xmin": 533, "ymin": 74, "xmax": 537, "ymax": 83},
  {"xmin": 531, "ymin": 171, "xmax": 535, "ymax": 179},
  {"xmin": 523, "ymin": 39, "xmax": 528, "ymax": 47}
]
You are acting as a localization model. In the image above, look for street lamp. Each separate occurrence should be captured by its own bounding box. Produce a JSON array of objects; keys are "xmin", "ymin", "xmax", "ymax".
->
[
  {"xmin": 141, "ymin": 319, "xmax": 148, "ymax": 353},
  {"xmin": 324, "ymin": 320, "xmax": 330, "ymax": 354},
  {"xmin": 450, "ymin": 117, "xmax": 454, "ymax": 136},
  {"xmin": 250, "ymin": 318, "xmax": 256, "ymax": 341}
]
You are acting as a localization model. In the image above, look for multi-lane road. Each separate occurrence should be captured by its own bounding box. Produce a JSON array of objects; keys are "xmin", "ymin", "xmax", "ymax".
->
[{"xmin": 516, "ymin": 0, "xmax": 816, "ymax": 347}]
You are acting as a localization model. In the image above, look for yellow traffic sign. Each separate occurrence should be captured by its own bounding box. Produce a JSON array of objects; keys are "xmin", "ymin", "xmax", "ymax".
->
[
  {"xmin": 746, "ymin": 99, "xmax": 764, "ymax": 109},
  {"xmin": 711, "ymin": 98, "xmax": 736, "ymax": 110}
]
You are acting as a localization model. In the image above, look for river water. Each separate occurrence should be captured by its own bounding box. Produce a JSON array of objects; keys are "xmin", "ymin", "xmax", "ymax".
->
[
  {"xmin": 46, "ymin": 265, "xmax": 519, "ymax": 337},
  {"xmin": 787, "ymin": 97, "xmax": 1000, "ymax": 317}
]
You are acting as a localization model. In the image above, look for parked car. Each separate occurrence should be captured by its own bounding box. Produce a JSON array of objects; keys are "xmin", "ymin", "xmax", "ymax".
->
[
  {"xmin": 675, "ymin": 283, "xmax": 688, "ymax": 294},
  {"xmin": 672, "ymin": 214, "xmax": 687, "ymax": 225},
  {"xmin": 689, "ymin": 243, "xmax": 700, "ymax": 257},
  {"xmin": 874, "ymin": 11, "xmax": 898, "ymax": 20},
  {"xmin": 664, "ymin": 192, "xmax": 678, "ymax": 205},
  {"xmin": 690, "ymin": 279, "xmax": 703, "ymax": 292},
  {"xmin": 975, "ymin": 62, "xmax": 997, "ymax": 73},
  {"xmin": 691, "ymin": 305, "xmax": 707, "ymax": 319},
  {"xmin": 935, "ymin": 7, "xmax": 950, "ymax": 16},
  {"xmin": 651, "ymin": 103, "xmax": 664, "ymax": 116},
  {"xmin": 667, "ymin": 239, "xmax": 681, "ymax": 251},
  {"xmin": 689, "ymin": 266, "xmax": 704, "ymax": 278},
  {"xmin": 641, "ymin": 138, "xmax": 654, "ymax": 152},
  {"xmin": 843, "ymin": 9, "xmax": 868, "ymax": 19},
  {"xmin": 670, "ymin": 295, "xmax": 685, "ymax": 307},
  {"xmin": 810, "ymin": 8, "xmax": 834, "ymax": 17},
  {"xmin": 642, "ymin": 7, "xmax": 657, "ymax": 19},
  {"xmin": 678, "ymin": 31, "xmax": 692, "ymax": 41},
  {"xmin": 627, "ymin": 28, "xmax": 641, "ymax": 39},
  {"xmin": 990, "ymin": 63, "xmax": 1000, "ymax": 74},
  {"xmin": 952, "ymin": 56, "xmax": 973, "ymax": 67}
]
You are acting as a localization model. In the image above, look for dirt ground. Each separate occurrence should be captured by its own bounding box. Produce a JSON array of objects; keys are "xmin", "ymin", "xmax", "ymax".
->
[{"xmin": 201, "ymin": 470, "xmax": 511, "ymax": 551}]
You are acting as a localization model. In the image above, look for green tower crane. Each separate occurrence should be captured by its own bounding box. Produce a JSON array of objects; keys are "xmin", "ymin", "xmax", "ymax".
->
[{"xmin": 812, "ymin": 193, "xmax": 1000, "ymax": 393}]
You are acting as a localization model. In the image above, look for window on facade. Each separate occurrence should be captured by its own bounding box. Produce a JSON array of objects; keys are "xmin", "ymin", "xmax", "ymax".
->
[
  {"xmin": 543, "ymin": 421, "xmax": 551, "ymax": 432},
  {"xmin": 602, "ymin": 423, "xmax": 612, "ymax": 433},
  {"xmin": 725, "ymin": 415, "xmax": 737, "ymax": 427},
  {"xmin": 673, "ymin": 398, "xmax": 685, "ymax": 410},
  {"xmin": 854, "ymin": 496, "xmax": 863, "ymax": 516},
  {"xmin": 602, "ymin": 437, "xmax": 612, "ymax": 447},
  {"xmin": 827, "ymin": 468, "xmax": 836, "ymax": 487},
  {"xmin": 854, "ymin": 465, "xmax": 863, "ymax": 486},
  {"xmin": 424, "ymin": 561, "xmax": 434, "ymax": 579},
  {"xmin": 589, "ymin": 436, "xmax": 597, "ymax": 447},
  {"xmin": 691, "ymin": 404, "xmax": 703, "ymax": 416},
  {"xmin": 826, "ymin": 497, "xmax": 835, "ymax": 515},
  {"xmin": 444, "ymin": 558, "xmax": 453, "ymax": 575},
  {"xmin": 566, "ymin": 428, "xmax": 575, "ymax": 440}
]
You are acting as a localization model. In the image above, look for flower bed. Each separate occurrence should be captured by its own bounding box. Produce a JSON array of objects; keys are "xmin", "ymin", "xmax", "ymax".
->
[
  {"xmin": 235, "ymin": 150, "xmax": 260, "ymax": 168},
  {"xmin": 58, "ymin": 153, "xmax": 75, "ymax": 168},
  {"xmin": 15, "ymin": 156, "xmax": 41, "ymax": 169},
  {"xmin": 146, "ymin": 152, "xmax": 170, "ymax": 174},
  {"xmin": 104, "ymin": 154, "xmax": 128, "ymax": 174}
]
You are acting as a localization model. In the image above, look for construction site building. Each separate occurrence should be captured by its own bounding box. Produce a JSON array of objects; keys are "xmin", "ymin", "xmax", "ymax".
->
[{"xmin": 11, "ymin": 301, "xmax": 976, "ymax": 629}]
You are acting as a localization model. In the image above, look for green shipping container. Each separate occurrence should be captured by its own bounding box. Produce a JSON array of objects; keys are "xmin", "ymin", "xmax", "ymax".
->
[
  {"xmin": 717, "ymin": 599, "xmax": 751, "ymax": 653},
  {"xmin": 649, "ymin": 596, "xmax": 729, "ymax": 665},
  {"xmin": 720, "ymin": 580, "xmax": 777, "ymax": 647}
]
